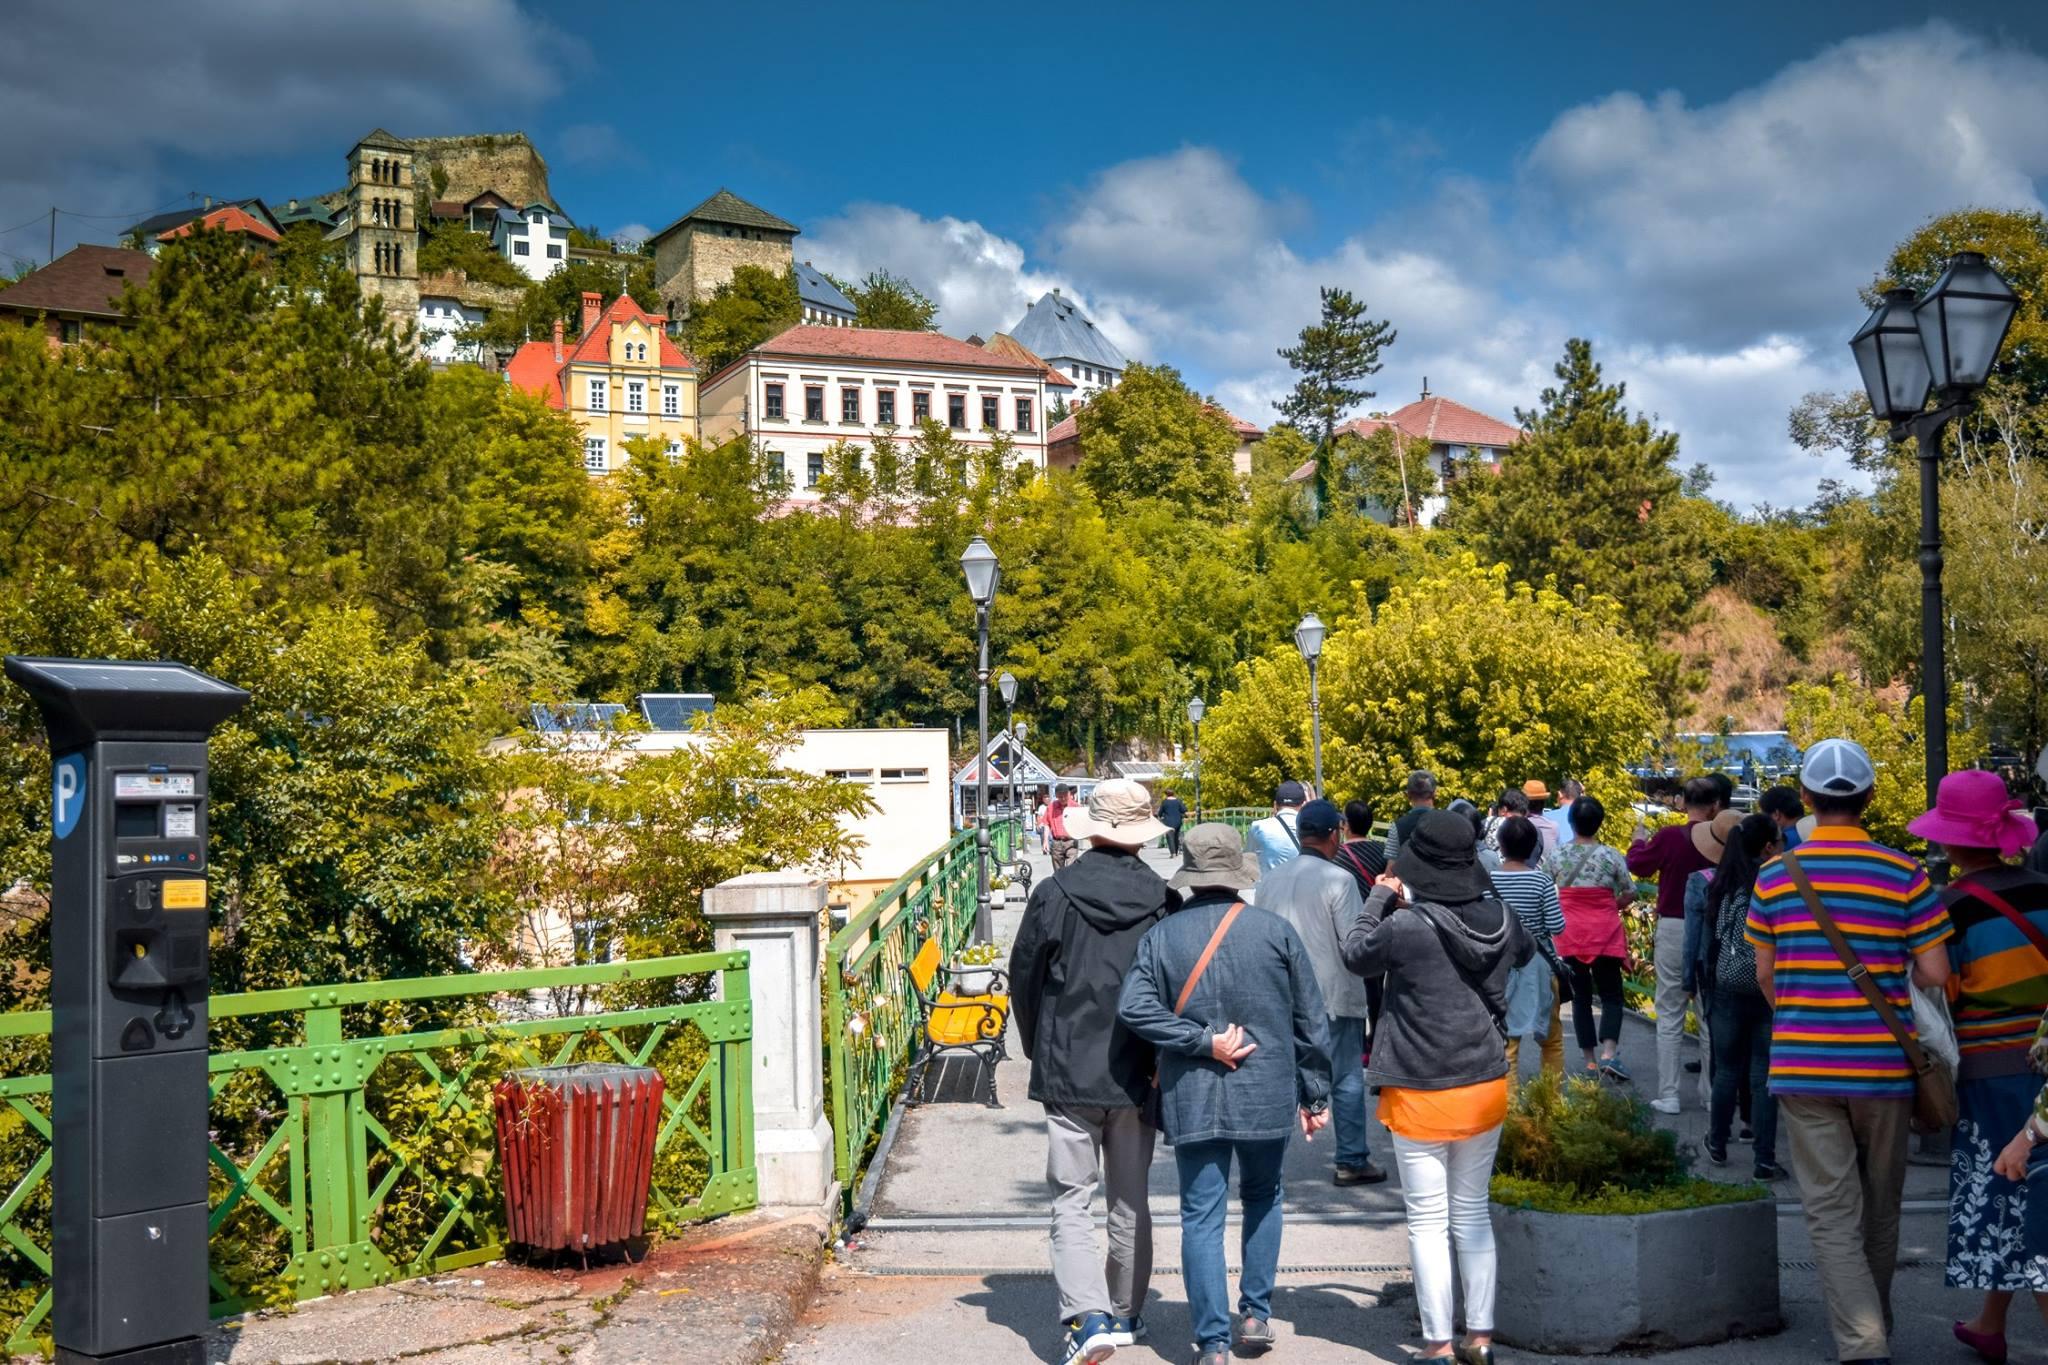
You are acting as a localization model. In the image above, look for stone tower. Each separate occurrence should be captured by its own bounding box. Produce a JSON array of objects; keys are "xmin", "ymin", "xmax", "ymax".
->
[
  {"xmin": 344, "ymin": 129, "xmax": 419, "ymax": 320},
  {"xmin": 648, "ymin": 189, "xmax": 798, "ymax": 327}
]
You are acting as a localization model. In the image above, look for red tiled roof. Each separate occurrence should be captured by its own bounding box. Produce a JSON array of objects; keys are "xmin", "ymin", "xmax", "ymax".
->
[
  {"xmin": 984, "ymin": 331, "xmax": 1075, "ymax": 388},
  {"xmin": 0, "ymin": 245, "xmax": 153, "ymax": 320},
  {"xmin": 565, "ymin": 293, "xmax": 696, "ymax": 369},
  {"xmin": 157, "ymin": 205, "xmax": 280, "ymax": 244},
  {"xmin": 506, "ymin": 340, "xmax": 565, "ymax": 409},
  {"xmin": 1046, "ymin": 414, "xmax": 1079, "ymax": 445},
  {"xmin": 429, "ymin": 199, "xmax": 467, "ymax": 219},
  {"xmin": 751, "ymin": 324, "xmax": 1045, "ymax": 374},
  {"xmin": 1340, "ymin": 395, "xmax": 1520, "ymax": 449}
]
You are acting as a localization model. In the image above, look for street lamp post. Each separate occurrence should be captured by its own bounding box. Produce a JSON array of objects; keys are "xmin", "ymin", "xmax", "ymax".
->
[
  {"xmin": 1295, "ymin": 612, "xmax": 1328, "ymax": 794},
  {"xmin": 998, "ymin": 670, "xmax": 1018, "ymax": 840},
  {"xmin": 1849, "ymin": 251, "xmax": 2019, "ymax": 884},
  {"xmin": 1187, "ymin": 696, "xmax": 1206, "ymax": 821},
  {"xmin": 961, "ymin": 536, "xmax": 1001, "ymax": 942},
  {"xmin": 1012, "ymin": 719, "xmax": 1027, "ymax": 833}
]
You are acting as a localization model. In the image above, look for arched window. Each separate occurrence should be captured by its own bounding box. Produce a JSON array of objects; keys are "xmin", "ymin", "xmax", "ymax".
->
[{"xmin": 391, "ymin": 244, "xmax": 402, "ymax": 275}]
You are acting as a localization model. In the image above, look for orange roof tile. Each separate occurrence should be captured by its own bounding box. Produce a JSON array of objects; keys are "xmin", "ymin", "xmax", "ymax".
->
[
  {"xmin": 1341, "ymin": 395, "xmax": 1520, "ymax": 449},
  {"xmin": 157, "ymin": 205, "xmax": 281, "ymax": 244},
  {"xmin": 751, "ymin": 324, "xmax": 1044, "ymax": 373},
  {"xmin": 506, "ymin": 340, "xmax": 565, "ymax": 408}
]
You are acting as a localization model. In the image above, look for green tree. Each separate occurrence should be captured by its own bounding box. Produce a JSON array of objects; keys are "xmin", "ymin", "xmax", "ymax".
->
[
  {"xmin": 1329, "ymin": 424, "xmax": 1435, "ymax": 526},
  {"xmin": 1074, "ymin": 363, "xmax": 1240, "ymax": 517},
  {"xmin": 466, "ymin": 256, "xmax": 662, "ymax": 350},
  {"xmin": 1277, "ymin": 287, "xmax": 1397, "ymax": 504},
  {"xmin": 680, "ymin": 264, "xmax": 800, "ymax": 375},
  {"xmin": 837, "ymin": 269, "xmax": 938, "ymax": 330},
  {"xmin": 1782, "ymin": 676, "xmax": 1983, "ymax": 848},
  {"xmin": 416, "ymin": 220, "xmax": 530, "ymax": 288},
  {"xmin": 1440, "ymin": 337, "xmax": 1704, "ymax": 639},
  {"xmin": 1201, "ymin": 554, "xmax": 1657, "ymax": 817}
]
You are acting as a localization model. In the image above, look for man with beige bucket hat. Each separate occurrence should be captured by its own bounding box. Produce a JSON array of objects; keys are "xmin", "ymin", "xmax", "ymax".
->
[{"xmin": 1009, "ymin": 778, "xmax": 1178, "ymax": 1363}]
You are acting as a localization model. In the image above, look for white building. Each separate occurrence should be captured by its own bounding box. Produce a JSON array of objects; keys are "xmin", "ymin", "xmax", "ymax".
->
[
  {"xmin": 1007, "ymin": 289, "xmax": 1127, "ymax": 401},
  {"xmin": 699, "ymin": 324, "xmax": 1051, "ymax": 500},
  {"xmin": 416, "ymin": 292, "xmax": 488, "ymax": 365},
  {"xmin": 491, "ymin": 204, "xmax": 573, "ymax": 282}
]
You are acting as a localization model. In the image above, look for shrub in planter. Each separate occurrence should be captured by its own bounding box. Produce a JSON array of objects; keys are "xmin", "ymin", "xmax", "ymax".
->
[{"xmin": 1489, "ymin": 1080, "xmax": 1780, "ymax": 1354}]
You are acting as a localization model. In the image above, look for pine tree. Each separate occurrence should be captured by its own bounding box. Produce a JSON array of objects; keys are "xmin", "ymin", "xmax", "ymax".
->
[
  {"xmin": 1440, "ymin": 338, "xmax": 1706, "ymax": 639},
  {"xmin": 1276, "ymin": 287, "xmax": 1396, "ymax": 505}
]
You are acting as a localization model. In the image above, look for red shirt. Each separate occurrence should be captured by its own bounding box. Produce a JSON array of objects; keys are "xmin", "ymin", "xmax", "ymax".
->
[
  {"xmin": 1046, "ymin": 799, "xmax": 1068, "ymax": 839},
  {"xmin": 1627, "ymin": 823, "xmax": 1709, "ymax": 920}
]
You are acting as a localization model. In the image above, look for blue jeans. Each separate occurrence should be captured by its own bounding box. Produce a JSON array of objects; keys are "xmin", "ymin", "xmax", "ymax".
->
[
  {"xmin": 1329, "ymin": 1015, "xmax": 1371, "ymax": 1170},
  {"xmin": 1708, "ymin": 989, "xmax": 1776, "ymax": 1165},
  {"xmin": 1176, "ymin": 1138, "xmax": 1287, "ymax": 1351}
]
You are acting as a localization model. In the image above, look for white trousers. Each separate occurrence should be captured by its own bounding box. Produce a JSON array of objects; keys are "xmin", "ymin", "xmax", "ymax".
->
[
  {"xmin": 1392, "ymin": 1125, "xmax": 1504, "ymax": 1342},
  {"xmin": 1654, "ymin": 917, "xmax": 1689, "ymax": 1105}
]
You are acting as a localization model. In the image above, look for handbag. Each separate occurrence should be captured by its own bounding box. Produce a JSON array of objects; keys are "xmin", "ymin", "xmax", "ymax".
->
[
  {"xmin": 1781, "ymin": 852, "xmax": 1957, "ymax": 1134},
  {"xmin": 1143, "ymin": 902, "xmax": 1244, "ymax": 1128}
]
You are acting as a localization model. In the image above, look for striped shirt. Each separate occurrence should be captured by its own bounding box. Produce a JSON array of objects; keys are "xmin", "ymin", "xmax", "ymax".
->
[
  {"xmin": 1746, "ymin": 827, "xmax": 1951, "ymax": 1099},
  {"xmin": 1492, "ymin": 867, "xmax": 1565, "ymax": 939},
  {"xmin": 1944, "ymin": 868, "xmax": 2048, "ymax": 1060}
]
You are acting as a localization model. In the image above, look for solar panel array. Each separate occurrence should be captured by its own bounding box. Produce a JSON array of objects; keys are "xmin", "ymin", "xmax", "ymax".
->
[
  {"xmin": 637, "ymin": 694, "xmax": 715, "ymax": 731},
  {"xmin": 528, "ymin": 702, "xmax": 629, "ymax": 734}
]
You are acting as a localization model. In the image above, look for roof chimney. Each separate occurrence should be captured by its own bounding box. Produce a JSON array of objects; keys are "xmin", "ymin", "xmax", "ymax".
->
[
  {"xmin": 552, "ymin": 318, "xmax": 564, "ymax": 363},
  {"xmin": 580, "ymin": 291, "xmax": 603, "ymax": 336},
  {"xmin": 1420, "ymin": 376, "xmax": 1431, "ymax": 399}
]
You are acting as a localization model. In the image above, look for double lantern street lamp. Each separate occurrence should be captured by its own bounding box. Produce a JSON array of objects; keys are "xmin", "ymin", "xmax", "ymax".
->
[
  {"xmin": 1848, "ymin": 251, "xmax": 2019, "ymax": 875},
  {"xmin": 1187, "ymin": 696, "xmax": 1206, "ymax": 821},
  {"xmin": 1295, "ymin": 612, "xmax": 1328, "ymax": 794},
  {"xmin": 961, "ymin": 536, "xmax": 1001, "ymax": 942}
]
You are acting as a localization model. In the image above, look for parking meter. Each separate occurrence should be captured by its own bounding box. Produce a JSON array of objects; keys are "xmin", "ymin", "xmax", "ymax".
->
[{"xmin": 4, "ymin": 658, "xmax": 248, "ymax": 1365}]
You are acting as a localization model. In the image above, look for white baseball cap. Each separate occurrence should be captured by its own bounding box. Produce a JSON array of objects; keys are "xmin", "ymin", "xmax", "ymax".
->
[{"xmin": 1801, "ymin": 738, "xmax": 1876, "ymax": 796}]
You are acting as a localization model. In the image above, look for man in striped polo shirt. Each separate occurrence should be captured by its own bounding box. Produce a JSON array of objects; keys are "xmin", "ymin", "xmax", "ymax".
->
[{"xmin": 1747, "ymin": 738, "xmax": 1952, "ymax": 1365}]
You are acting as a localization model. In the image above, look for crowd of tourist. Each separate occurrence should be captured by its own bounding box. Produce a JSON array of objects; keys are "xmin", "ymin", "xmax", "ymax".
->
[{"xmin": 1005, "ymin": 745, "xmax": 2048, "ymax": 1365}]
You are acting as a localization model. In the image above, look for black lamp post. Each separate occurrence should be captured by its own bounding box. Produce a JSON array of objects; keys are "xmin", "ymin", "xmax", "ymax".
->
[
  {"xmin": 1848, "ymin": 251, "xmax": 2019, "ymax": 880},
  {"xmin": 1295, "ymin": 612, "xmax": 1328, "ymax": 794},
  {"xmin": 1187, "ymin": 696, "xmax": 1206, "ymax": 820},
  {"xmin": 1012, "ymin": 718, "xmax": 1028, "ymax": 829},
  {"xmin": 961, "ymin": 536, "xmax": 1001, "ymax": 941},
  {"xmin": 998, "ymin": 669, "xmax": 1018, "ymax": 830}
]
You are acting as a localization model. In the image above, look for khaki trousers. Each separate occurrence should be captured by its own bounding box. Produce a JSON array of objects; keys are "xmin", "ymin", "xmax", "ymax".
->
[
  {"xmin": 1779, "ymin": 1094, "xmax": 1911, "ymax": 1362},
  {"xmin": 1045, "ymin": 1105, "xmax": 1155, "ymax": 1323},
  {"xmin": 1505, "ymin": 995, "xmax": 1565, "ymax": 1082}
]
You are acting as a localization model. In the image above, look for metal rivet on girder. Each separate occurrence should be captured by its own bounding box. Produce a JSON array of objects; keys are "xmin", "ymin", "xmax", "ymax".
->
[
  {"xmin": 319, "ymin": 1253, "xmax": 331, "ymax": 1267},
  {"xmin": 337, "ymin": 1249, "xmax": 348, "ymax": 1263},
  {"xmin": 320, "ymin": 1278, "xmax": 330, "ymax": 1291}
]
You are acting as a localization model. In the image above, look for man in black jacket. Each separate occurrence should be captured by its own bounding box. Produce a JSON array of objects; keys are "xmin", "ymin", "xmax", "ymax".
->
[{"xmin": 1009, "ymin": 778, "xmax": 1178, "ymax": 1363}]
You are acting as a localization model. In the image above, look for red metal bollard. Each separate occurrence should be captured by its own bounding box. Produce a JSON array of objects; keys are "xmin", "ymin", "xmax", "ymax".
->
[{"xmin": 493, "ymin": 1062, "xmax": 665, "ymax": 1252}]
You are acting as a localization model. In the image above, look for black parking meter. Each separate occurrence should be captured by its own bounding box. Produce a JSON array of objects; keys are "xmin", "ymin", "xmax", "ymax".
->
[{"xmin": 3, "ymin": 658, "xmax": 248, "ymax": 1365}]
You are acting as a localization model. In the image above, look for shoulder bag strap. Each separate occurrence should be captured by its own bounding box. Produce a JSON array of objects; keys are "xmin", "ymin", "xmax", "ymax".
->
[
  {"xmin": 1781, "ymin": 851, "xmax": 1930, "ymax": 1070},
  {"xmin": 1174, "ymin": 903, "xmax": 1244, "ymax": 1016},
  {"xmin": 1280, "ymin": 812, "xmax": 1302, "ymax": 852},
  {"xmin": 1953, "ymin": 875, "xmax": 2048, "ymax": 968}
]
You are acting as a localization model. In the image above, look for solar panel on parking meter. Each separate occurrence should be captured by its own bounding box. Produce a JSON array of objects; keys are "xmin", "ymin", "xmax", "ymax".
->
[{"xmin": 3, "ymin": 657, "xmax": 248, "ymax": 1365}]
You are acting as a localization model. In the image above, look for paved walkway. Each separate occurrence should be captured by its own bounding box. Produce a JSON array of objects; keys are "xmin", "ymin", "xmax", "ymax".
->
[{"xmin": 784, "ymin": 844, "xmax": 2031, "ymax": 1365}]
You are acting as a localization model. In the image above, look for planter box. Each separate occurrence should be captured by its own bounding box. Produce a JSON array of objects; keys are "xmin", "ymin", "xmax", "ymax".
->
[
  {"xmin": 951, "ymin": 965, "xmax": 997, "ymax": 996},
  {"xmin": 1491, "ymin": 1196, "xmax": 1780, "ymax": 1353}
]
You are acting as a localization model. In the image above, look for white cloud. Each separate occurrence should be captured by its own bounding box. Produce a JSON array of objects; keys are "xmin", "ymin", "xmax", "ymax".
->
[
  {"xmin": 610, "ymin": 222, "xmax": 652, "ymax": 251},
  {"xmin": 0, "ymin": 0, "xmax": 571, "ymax": 257}
]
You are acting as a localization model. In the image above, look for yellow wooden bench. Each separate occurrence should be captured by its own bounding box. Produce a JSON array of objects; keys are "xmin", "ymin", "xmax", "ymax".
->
[{"xmin": 903, "ymin": 938, "xmax": 1009, "ymax": 1107}]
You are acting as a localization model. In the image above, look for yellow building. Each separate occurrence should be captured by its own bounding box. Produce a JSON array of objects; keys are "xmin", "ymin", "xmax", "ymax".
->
[{"xmin": 507, "ymin": 290, "xmax": 697, "ymax": 473}]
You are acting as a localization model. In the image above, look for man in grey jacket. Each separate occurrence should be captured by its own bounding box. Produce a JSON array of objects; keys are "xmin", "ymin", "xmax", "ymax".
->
[
  {"xmin": 1120, "ymin": 824, "xmax": 1332, "ymax": 1365},
  {"xmin": 1255, "ymin": 799, "xmax": 1385, "ymax": 1186}
]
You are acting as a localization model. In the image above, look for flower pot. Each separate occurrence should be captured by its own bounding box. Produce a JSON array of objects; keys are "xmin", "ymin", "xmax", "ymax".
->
[
  {"xmin": 951, "ymin": 965, "xmax": 996, "ymax": 996},
  {"xmin": 1490, "ymin": 1196, "xmax": 1781, "ymax": 1353}
]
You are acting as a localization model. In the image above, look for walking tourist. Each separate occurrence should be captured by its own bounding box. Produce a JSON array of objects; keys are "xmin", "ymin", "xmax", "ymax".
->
[
  {"xmin": 1546, "ymin": 778, "xmax": 1584, "ymax": 848},
  {"xmin": 1761, "ymin": 784, "xmax": 1805, "ymax": 852},
  {"xmin": 1519, "ymin": 780, "xmax": 1560, "ymax": 855},
  {"xmin": 1747, "ymin": 738, "xmax": 1952, "ymax": 1365},
  {"xmin": 1158, "ymin": 787, "xmax": 1188, "ymax": 856},
  {"xmin": 1383, "ymin": 770, "xmax": 1438, "ymax": 864},
  {"xmin": 1247, "ymin": 781, "xmax": 1309, "ymax": 874},
  {"xmin": 1482, "ymin": 789, "xmax": 1529, "ymax": 857},
  {"xmin": 1546, "ymin": 797, "xmax": 1638, "ymax": 1083},
  {"xmin": 1907, "ymin": 772, "xmax": 2048, "ymax": 1365},
  {"xmin": 1629, "ymin": 776, "xmax": 1718, "ymax": 1114},
  {"xmin": 1493, "ymin": 815, "xmax": 1566, "ymax": 1082},
  {"xmin": 1682, "ymin": 810, "xmax": 1743, "ymax": 1111},
  {"xmin": 1691, "ymin": 812, "xmax": 1782, "ymax": 1179},
  {"xmin": 1259, "ymin": 799, "xmax": 1385, "ymax": 1186},
  {"xmin": 1341, "ymin": 810, "xmax": 1533, "ymax": 1365},
  {"xmin": 1335, "ymin": 799, "xmax": 1390, "ymax": 1047},
  {"xmin": 1047, "ymin": 783, "xmax": 1080, "ymax": 870},
  {"xmin": 1119, "ymin": 822, "xmax": 1333, "ymax": 1365},
  {"xmin": 1007, "ymin": 779, "xmax": 1179, "ymax": 1364}
]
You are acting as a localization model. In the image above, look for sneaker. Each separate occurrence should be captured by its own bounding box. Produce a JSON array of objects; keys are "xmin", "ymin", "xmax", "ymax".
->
[
  {"xmin": 1753, "ymin": 1161, "xmax": 1787, "ymax": 1181},
  {"xmin": 1235, "ymin": 1316, "xmax": 1276, "ymax": 1356},
  {"xmin": 1684, "ymin": 1060, "xmax": 1702, "ymax": 1074},
  {"xmin": 1061, "ymin": 1312, "xmax": 1118, "ymax": 1364},
  {"xmin": 1740, "ymin": 1125, "xmax": 1755, "ymax": 1141},
  {"xmin": 1334, "ymin": 1162, "xmax": 1389, "ymax": 1186},
  {"xmin": 1599, "ymin": 1055, "xmax": 1631, "ymax": 1084},
  {"xmin": 1705, "ymin": 1138, "xmax": 1728, "ymax": 1165},
  {"xmin": 1193, "ymin": 1350, "xmax": 1230, "ymax": 1365},
  {"xmin": 1649, "ymin": 1097, "xmax": 1682, "ymax": 1115},
  {"xmin": 1108, "ymin": 1316, "xmax": 1147, "ymax": 1347}
]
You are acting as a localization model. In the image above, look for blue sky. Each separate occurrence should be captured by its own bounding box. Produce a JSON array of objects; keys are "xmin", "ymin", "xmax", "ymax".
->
[{"xmin": 6, "ymin": 1, "xmax": 2048, "ymax": 506}]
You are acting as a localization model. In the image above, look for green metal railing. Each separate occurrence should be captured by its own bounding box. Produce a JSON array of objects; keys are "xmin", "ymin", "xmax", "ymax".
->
[
  {"xmin": 824, "ymin": 817, "xmax": 1018, "ymax": 1210},
  {"xmin": 0, "ymin": 953, "xmax": 756, "ymax": 1355}
]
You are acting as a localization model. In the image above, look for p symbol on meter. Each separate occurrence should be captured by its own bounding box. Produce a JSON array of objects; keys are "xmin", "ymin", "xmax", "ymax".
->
[{"xmin": 51, "ymin": 754, "xmax": 84, "ymax": 840}]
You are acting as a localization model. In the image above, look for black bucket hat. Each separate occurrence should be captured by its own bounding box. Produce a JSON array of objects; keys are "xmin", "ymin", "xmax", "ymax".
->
[{"xmin": 1393, "ymin": 808, "xmax": 1492, "ymax": 904}]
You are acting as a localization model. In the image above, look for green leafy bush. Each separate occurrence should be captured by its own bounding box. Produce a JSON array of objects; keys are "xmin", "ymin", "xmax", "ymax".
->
[{"xmin": 1491, "ymin": 1077, "xmax": 1765, "ymax": 1213}]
